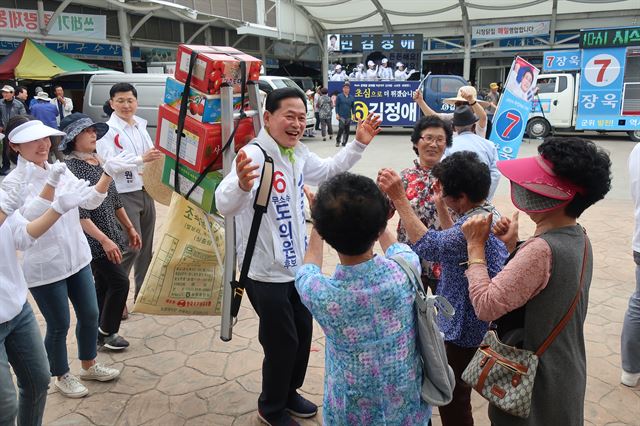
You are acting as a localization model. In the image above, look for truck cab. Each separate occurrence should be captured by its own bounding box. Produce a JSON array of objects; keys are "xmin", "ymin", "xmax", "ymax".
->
[
  {"xmin": 422, "ymin": 74, "xmax": 468, "ymax": 113},
  {"xmin": 527, "ymin": 73, "xmax": 578, "ymax": 138},
  {"xmin": 528, "ymin": 70, "xmax": 640, "ymax": 142}
]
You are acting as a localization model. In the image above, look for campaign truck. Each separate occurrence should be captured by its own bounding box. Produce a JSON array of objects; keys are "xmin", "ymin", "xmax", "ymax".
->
[
  {"xmin": 527, "ymin": 26, "xmax": 640, "ymax": 141},
  {"xmin": 327, "ymin": 74, "xmax": 468, "ymax": 126}
]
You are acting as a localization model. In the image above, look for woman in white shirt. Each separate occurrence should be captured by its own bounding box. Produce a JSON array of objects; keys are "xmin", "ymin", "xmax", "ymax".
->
[
  {"xmin": 0, "ymin": 176, "xmax": 93, "ymax": 425},
  {"xmin": 1, "ymin": 118, "xmax": 138, "ymax": 399}
]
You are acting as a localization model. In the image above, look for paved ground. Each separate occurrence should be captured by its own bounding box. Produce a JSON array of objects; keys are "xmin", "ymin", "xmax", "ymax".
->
[{"xmin": 11, "ymin": 131, "xmax": 640, "ymax": 425}]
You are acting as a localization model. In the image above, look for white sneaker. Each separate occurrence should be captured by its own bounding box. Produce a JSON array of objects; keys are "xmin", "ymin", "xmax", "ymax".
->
[
  {"xmin": 55, "ymin": 373, "xmax": 89, "ymax": 398},
  {"xmin": 621, "ymin": 370, "xmax": 640, "ymax": 387},
  {"xmin": 79, "ymin": 363, "xmax": 120, "ymax": 382}
]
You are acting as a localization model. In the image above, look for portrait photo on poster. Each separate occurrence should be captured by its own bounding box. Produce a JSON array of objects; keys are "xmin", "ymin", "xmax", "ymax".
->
[
  {"xmin": 505, "ymin": 57, "xmax": 540, "ymax": 102},
  {"xmin": 328, "ymin": 34, "xmax": 340, "ymax": 53}
]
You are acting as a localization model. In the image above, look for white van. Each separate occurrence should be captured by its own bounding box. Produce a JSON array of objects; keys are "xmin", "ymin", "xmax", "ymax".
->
[
  {"xmin": 84, "ymin": 74, "xmax": 316, "ymax": 139},
  {"xmin": 83, "ymin": 73, "xmax": 170, "ymax": 140}
]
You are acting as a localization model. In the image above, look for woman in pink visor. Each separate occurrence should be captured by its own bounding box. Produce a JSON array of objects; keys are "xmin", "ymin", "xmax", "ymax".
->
[{"xmin": 460, "ymin": 136, "xmax": 611, "ymax": 426}]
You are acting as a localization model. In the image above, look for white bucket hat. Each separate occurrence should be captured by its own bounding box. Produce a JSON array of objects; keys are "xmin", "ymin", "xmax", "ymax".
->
[
  {"xmin": 8, "ymin": 120, "xmax": 65, "ymax": 144},
  {"xmin": 443, "ymin": 86, "xmax": 489, "ymax": 107},
  {"xmin": 34, "ymin": 91, "xmax": 51, "ymax": 101},
  {"xmin": 381, "ymin": 58, "xmax": 388, "ymax": 64}
]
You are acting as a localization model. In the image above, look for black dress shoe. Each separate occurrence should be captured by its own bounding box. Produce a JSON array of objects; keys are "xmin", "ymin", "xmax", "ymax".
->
[
  {"xmin": 286, "ymin": 393, "xmax": 318, "ymax": 418},
  {"xmin": 257, "ymin": 410, "xmax": 300, "ymax": 426}
]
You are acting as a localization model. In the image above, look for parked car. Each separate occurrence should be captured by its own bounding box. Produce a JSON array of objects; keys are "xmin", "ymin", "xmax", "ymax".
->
[
  {"xmin": 289, "ymin": 76, "xmax": 315, "ymax": 93},
  {"xmin": 258, "ymin": 76, "xmax": 316, "ymax": 131}
]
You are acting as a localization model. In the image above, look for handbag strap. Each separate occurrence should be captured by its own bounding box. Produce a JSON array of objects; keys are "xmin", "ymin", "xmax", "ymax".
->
[
  {"xmin": 389, "ymin": 253, "xmax": 455, "ymax": 318},
  {"xmin": 229, "ymin": 143, "xmax": 274, "ymax": 318},
  {"xmin": 535, "ymin": 229, "xmax": 589, "ymax": 357}
]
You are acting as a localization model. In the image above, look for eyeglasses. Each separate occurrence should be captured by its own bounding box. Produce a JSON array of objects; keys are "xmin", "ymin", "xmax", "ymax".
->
[{"xmin": 419, "ymin": 135, "xmax": 446, "ymax": 145}]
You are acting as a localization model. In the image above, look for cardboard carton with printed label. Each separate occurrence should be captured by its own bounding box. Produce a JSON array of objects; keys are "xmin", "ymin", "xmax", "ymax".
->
[
  {"xmin": 155, "ymin": 104, "xmax": 255, "ymax": 173},
  {"xmin": 164, "ymin": 77, "xmax": 245, "ymax": 124},
  {"xmin": 175, "ymin": 44, "xmax": 261, "ymax": 94},
  {"xmin": 161, "ymin": 155, "xmax": 223, "ymax": 214}
]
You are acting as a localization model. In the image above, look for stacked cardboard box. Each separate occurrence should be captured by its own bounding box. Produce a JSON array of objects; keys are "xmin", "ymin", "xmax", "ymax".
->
[{"xmin": 156, "ymin": 44, "xmax": 261, "ymax": 213}]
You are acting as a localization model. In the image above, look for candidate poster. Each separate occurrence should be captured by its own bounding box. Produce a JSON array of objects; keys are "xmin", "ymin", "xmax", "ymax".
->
[
  {"xmin": 328, "ymin": 81, "xmax": 419, "ymax": 126},
  {"xmin": 489, "ymin": 56, "xmax": 540, "ymax": 160}
]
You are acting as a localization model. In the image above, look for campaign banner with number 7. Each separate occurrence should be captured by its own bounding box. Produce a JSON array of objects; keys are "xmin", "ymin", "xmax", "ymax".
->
[
  {"xmin": 576, "ymin": 47, "xmax": 630, "ymax": 130},
  {"xmin": 489, "ymin": 56, "xmax": 540, "ymax": 161}
]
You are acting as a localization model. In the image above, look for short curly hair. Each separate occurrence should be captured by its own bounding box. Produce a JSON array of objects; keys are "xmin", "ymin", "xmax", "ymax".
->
[
  {"xmin": 312, "ymin": 172, "xmax": 389, "ymax": 256},
  {"xmin": 411, "ymin": 116, "xmax": 453, "ymax": 156},
  {"xmin": 538, "ymin": 137, "xmax": 611, "ymax": 218},
  {"xmin": 432, "ymin": 151, "xmax": 490, "ymax": 203}
]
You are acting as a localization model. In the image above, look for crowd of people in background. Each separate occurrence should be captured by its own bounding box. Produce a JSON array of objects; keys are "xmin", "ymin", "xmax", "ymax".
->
[
  {"xmin": 329, "ymin": 58, "xmax": 417, "ymax": 82},
  {"xmin": 0, "ymin": 74, "xmax": 637, "ymax": 426}
]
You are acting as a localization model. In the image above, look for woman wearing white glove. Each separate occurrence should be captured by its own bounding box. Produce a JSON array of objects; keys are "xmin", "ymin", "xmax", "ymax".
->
[
  {"xmin": 0, "ymin": 118, "xmax": 120, "ymax": 399},
  {"xmin": 60, "ymin": 113, "xmax": 140, "ymax": 352},
  {"xmin": 0, "ymin": 176, "xmax": 102, "ymax": 424}
]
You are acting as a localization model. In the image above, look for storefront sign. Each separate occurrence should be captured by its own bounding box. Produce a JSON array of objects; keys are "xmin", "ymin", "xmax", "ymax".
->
[
  {"xmin": 580, "ymin": 27, "xmax": 640, "ymax": 49},
  {"xmin": 0, "ymin": 8, "xmax": 106, "ymax": 39},
  {"xmin": 327, "ymin": 34, "xmax": 423, "ymax": 53},
  {"xmin": 328, "ymin": 81, "xmax": 419, "ymax": 126},
  {"xmin": 543, "ymin": 50, "xmax": 581, "ymax": 72},
  {"xmin": 472, "ymin": 22, "xmax": 550, "ymax": 40},
  {"xmin": 0, "ymin": 40, "xmax": 141, "ymax": 61}
]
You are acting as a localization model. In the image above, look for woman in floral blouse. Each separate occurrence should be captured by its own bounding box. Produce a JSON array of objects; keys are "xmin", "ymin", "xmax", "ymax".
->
[
  {"xmin": 398, "ymin": 116, "xmax": 454, "ymax": 293},
  {"xmin": 296, "ymin": 172, "xmax": 431, "ymax": 425}
]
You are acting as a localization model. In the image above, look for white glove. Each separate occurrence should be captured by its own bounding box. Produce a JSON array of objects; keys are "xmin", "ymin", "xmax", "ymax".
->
[
  {"xmin": 46, "ymin": 161, "xmax": 68, "ymax": 188},
  {"xmin": 0, "ymin": 186, "xmax": 23, "ymax": 215},
  {"xmin": 51, "ymin": 179, "xmax": 92, "ymax": 214},
  {"xmin": 103, "ymin": 151, "xmax": 139, "ymax": 176}
]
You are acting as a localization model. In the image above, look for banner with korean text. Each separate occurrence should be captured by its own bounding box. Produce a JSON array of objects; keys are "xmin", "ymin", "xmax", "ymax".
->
[
  {"xmin": 489, "ymin": 57, "xmax": 540, "ymax": 160},
  {"xmin": 542, "ymin": 50, "xmax": 581, "ymax": 72},
  {"xmin": 328, "ymin": 81, "xmax": 419, "ymax": 126},
  {"xmin": 472, "ymin": 22, "xmax": 550, "ymax": 40},
  {"xmin": 576, "ymin": 47, "xmax": 639, "ymax": 130},
  {"xmin": 0, "ymin": 8, "xmax": 106, "ymax": 40}
]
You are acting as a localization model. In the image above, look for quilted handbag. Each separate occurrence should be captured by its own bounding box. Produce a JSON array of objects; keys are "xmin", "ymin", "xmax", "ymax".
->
[{"xmin": 462, "ymin": 232, "xmax": 589, "ymax": 418}]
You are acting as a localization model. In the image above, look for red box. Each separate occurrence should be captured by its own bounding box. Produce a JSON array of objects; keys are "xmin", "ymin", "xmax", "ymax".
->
[
  {"xmin": 175, "ymin": 44, "xmax": 262, "ymax": 94},
  {"xmin": 155, "ymin": 104, "xmax": 255, "ymax": 173}
]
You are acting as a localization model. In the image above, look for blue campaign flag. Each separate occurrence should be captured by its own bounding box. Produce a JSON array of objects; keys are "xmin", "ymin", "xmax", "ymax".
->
[
  {"xmin": 576, "ymin": 47, "xmax": 635, "ymax": 130},
  {"xmin": 489, "ymin": 57, "xmax": 540, "ymax": 160},
  {"xmin": 543, "ymin": 50, "xmax": 581, "ymax": 72},
  {"xmin": 327, "ymin": 81, "xmax": 419, "ymax": 126}
]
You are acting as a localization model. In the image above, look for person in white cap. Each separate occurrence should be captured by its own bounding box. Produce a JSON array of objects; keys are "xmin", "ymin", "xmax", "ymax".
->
[
  {"xmin": 413, "ymin": 85, "xmax": 489, "ymax": 138},
  {"xmin": 30, "ymin": 92, "xmax": 59, "ymax": 130},
  {"xmin": 377, "ymin": 58, "xmax": 393, "ymax": 80},
  {"xmin": 394, "ymin": 62, "xmax": 409, "ymax": 81},
  {"xmin": 366, "ymin": 60, "xmax": 378, "ymax": 81},
  {"xmin": 0, "ymin": 150, "xmax": 97, "ymax": 425},
  {"xmin": 330, "ymin": 64, "xmax": 346, "ymax": 81},
  {"xmin": 1, "ymin": 118, "xmax": 139, "ymax": 398},
  {"xmin": 354, "ymin": 63, "xmax": 367, "ymax": 80},
  {"xmin": 29, "ymin": 86, "xmax": 44, "ymax": 111},
  {"xmin": 0, "ymin": 85, "xmax": 26, "ymax": 175}
]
